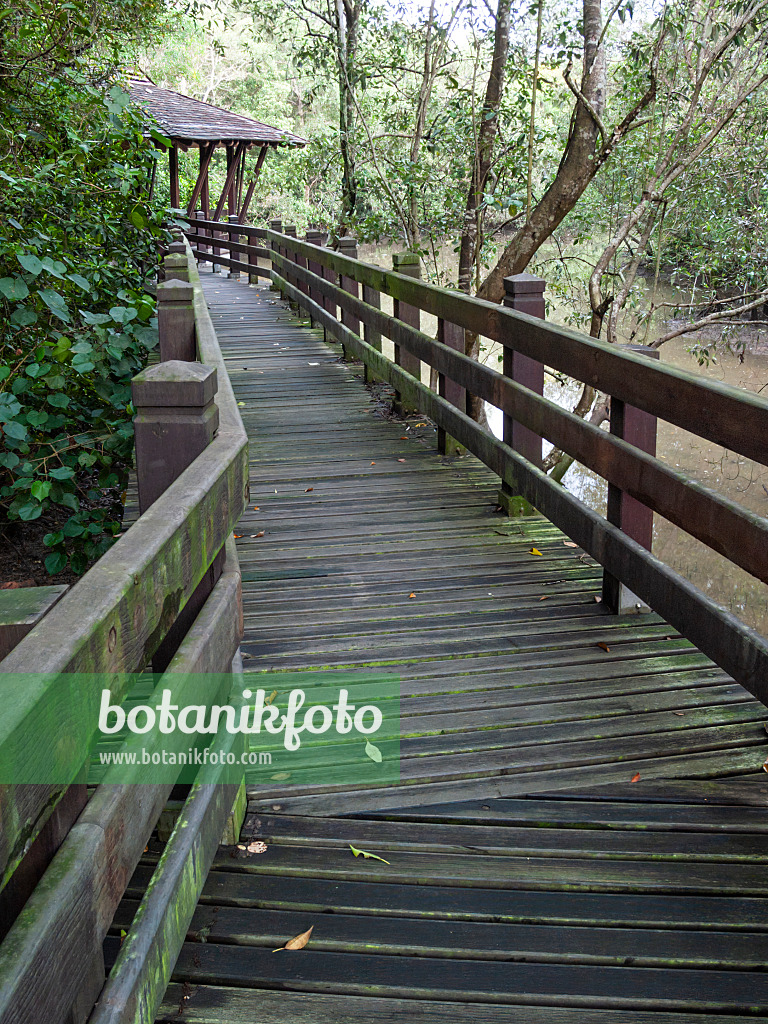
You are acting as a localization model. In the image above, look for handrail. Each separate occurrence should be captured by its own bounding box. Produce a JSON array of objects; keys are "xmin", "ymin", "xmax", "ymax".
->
[{"xmin": 240, "ymin": 226, "xmax": 768, "ymax": 704}]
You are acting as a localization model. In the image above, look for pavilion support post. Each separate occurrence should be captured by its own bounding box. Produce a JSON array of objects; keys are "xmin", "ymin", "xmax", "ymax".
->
[
  {"xmin": 437, "ymin": 319, "xmax": 466, "ymax": 456},
  {"xmin": 131, "ymin": 361, "xmax": 223, "ymax": 672},
  {"xmin": 305, "ymin": 230, "xmax": 326, "ymax": 327},
  {"xmin": 239, "ymin": 145, "xmax": 268, "ymax": 224},
  {"xmin": 602, "ymin": 345, "xmax": 659, "ymax": 615},
  {"xmin": 225, "ymin": 145, "xmax": 235, "ymax": 218},
  {"xmin": 338, "ymin": 237, "xmax": 360, "ymax": 362},
  {"xmin": 186, "ymin": 143, "xmax": 214, "ymax": 218},
  {"xmin": 213, "ymin": 142, "xmax": 245, "ymax": 222},
  {"xmin": 498, "ymin": 274, "xmax": 545, "ymax": 516},
  {"xmin": 392, "ymin": 252, "xmax": 421, "ymax": 415},
  {"xmin": 169, "ymin": 143, "xmax": 180, "ymax": 209}
]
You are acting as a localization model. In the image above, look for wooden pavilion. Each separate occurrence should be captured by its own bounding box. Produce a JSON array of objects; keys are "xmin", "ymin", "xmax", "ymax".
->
[{"xmin": 128, "ymin": 77, "xmax": 306, "ymax": 222}]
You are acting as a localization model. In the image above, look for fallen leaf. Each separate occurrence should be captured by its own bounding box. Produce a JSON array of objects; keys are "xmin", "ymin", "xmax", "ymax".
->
[
  {"xmin": 370, "ymin": 461, "xmax": 376, "ymax": 465},
  {"xmin": 350, "ymin": 844, "xmax": 390, "ymax": 864},
  {"xmin": 273, "ymin": 925, "xmax": 313, "ymax": 952},
  {"xmin": 400, "ymin": 436, "xmax": 408, "ymax": 440},
  {"xmin": 253, "ymin": 506, "xmax": 260, "ymax": 510},
  {"xmin": 597, "ymin": 642, "xmax": 611, "ymax": 652},
  {"xmin": 265, "ymin": 690, "xmax": 277, "ymax": 705},
  {"xmin": 270, "ymin": 772, "xmax": 291, "ymax": 781},
  {"xmin": 630, "ymin": 773, "xmax": 641, "ymax": 783},
  {"xmin": 119, "ymin": 929, "xmax": 127, "ymax": 945},
  {"xmin": 673, "ymin": 711, "xmax": 685, "ymax": 716},
  {"xmin": 365, "ymin": 740, "xmax": 382, "ymax": 763},
  {"xmin": 247, "ymin": 841, "xmax": 268, "ymax": 854},
  {"xmin": 593, "ymin": 595, "xmax": 601, "ymax": 602},
  {"xmin": 397, "ymin": 458, "xmax": 406, "ymax": 463},
  {"xmin": 305, "ymin": 487, "xmax": 313, "ymax": 492},
  {"xmin": 539, "ymin": 595, "xmax": 548, "ymax": 601},
  {"xmin": 529, "ymin": 548, "xmax": 543, "ymax": 556},
  {"xmin": 563, "ymin": 541, "xmax": 578, "ymax": 548},
  {"xmin": 408, "ymin": 592, "xmax": 416, "ymax": 598},
  {"xmin": 234, "ymin": 534, "xmax": 242, "ymax": 538},
  {"xmin": 253, "ymin": 531, "xmax": 265, "ymax": 538}
]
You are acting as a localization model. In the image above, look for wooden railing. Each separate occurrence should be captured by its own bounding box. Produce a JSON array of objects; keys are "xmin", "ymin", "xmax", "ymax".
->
[
  {"xmin": 0, "ymin": 237, "xmax": 249, "ymax": 1023},
  {"xmin": 186, "ymin": 220, "xmax": 768, "ymax": 708}
]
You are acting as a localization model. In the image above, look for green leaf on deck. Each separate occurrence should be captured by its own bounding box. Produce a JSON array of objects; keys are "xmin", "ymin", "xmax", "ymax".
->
[{"xmin": 350, "ymin": 844, "xmax": 390, "ymax": 865}]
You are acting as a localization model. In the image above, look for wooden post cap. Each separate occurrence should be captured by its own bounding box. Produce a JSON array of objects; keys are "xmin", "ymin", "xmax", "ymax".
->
[
  {"xmin": 0, "ymin": 585, "xmax": 69, "ymax": 663},
  {"xmin": 503, "ymin": 274, "xmax": 545, "ymax": 318},
  {"xmin": 163, "ymin": 253, "xmax": 189, "ymax": 282},
  {"xmin": 306, "ymin": 229, "xmax": 326, "ymax": 244},
  {"xmin": 393, "ymin": 251, "xmax": 420, "ymax": 277},
  {"xmin": 284, "ymin": 225, "xmax": 297, "ymax": 237},
  {"xmin": 131, "ymin": 361, "xmax": 218, "ymax": 409},
  {"xmin": 269, "ymin": 219, "xmax": 283, "ymax": 231},
  {"xmin": 503, "ymin": 273, "xmax": 545, "ymax": 299},
  {"xmin": 337, "ymin": 236, "xmax": 358, "ymax": 254},
  {"xmin": 157, "ymin": 279, "xmax": 194, "ymax": 306}
]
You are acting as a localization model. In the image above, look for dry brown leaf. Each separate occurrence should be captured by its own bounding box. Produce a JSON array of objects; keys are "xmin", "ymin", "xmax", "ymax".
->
[
  {"xmin": 593, "ymin": 595, "xmax": 601, "ymax": 603},
  {"xmin": 408, "ymin": 592, "xmax": 416, "ymax": 599},
  {"xmin": 253, "ymin": 531, "xmax": 265, "ymax": 538},
  {"xmin": 397, "ymin": 458, "xmax": 406, "ymax": 463},
  {"xmin": 265, "ymin": 690, "xmax": 277, "ymax": 706},
  {"xmin": 630, "ymin": 773, "xmax": 641, "ymax": 783},
  {"xmin": 539, "ymin": 596, "xmax": 548, "ymax": 601},
  {"xmin": 253, "ymin": 506, "xmax": 260, "ymax": 510},
  {"xmin": 370, "ymin": 461, "xmax": 376, "ymax": 465},
  {"xmin": 563, "ymin": 541, "xmax": 578, "ymax": 548},
  {"xmin": 597, "ymin": 642, "xmax": 611, "ymax": 652},
  {"xmin": 673, "ymin": 711, "xmax": 685, "ymax": 716},
  {"xmin": 400, "ymin": 436, "xmax": 408, "ymax": 440},
  {"xmin": 247, "ymin": 841, "xmax": 268, "ymax": 854},
  {"xmin": 274, "ymin": 925, "xmax": 313, "ymax": 952},
  {"xmin": 234, "ymin": 534, "xmax": 242, "ymax": 539},
  {"xmin": 305, "ymin": 487, "xmax": 313, "ymax": 492}
]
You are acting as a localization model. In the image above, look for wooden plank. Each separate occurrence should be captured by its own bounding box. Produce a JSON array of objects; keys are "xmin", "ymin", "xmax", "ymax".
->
[{"xmin": 156, "ymin": 985, "xmax": 768, "ymax": 1024}]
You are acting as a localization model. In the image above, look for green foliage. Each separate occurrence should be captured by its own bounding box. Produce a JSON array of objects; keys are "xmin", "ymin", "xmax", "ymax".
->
[{"xmin": 1, "ymin": 3, "xmax": 172, "ymax": 576}]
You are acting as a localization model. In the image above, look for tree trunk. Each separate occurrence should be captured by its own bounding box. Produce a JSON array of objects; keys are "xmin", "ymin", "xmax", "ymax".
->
[{"xmin": 477, "ymin": 0, "xmax": 606, "ymax": 304}]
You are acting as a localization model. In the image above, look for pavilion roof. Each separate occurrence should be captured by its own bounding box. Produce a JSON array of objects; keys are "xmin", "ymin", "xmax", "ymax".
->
[{"xmin": 128, "ymin": 78, "xmax": 306, "ymax": 148}]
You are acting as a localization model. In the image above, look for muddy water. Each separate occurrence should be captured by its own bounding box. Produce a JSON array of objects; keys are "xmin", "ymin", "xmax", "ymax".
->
[{"xmin": 358, "ymin": 244, "xmax": 768, "ymax": 635}]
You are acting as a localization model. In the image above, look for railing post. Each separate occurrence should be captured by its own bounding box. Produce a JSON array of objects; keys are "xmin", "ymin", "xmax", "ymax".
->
[
  {"xmin": 321, "ymin": 234, "xmax": 337, "ymax": 328},
  {"xmin": 392, "ymin": 252, "xmax": 421, "ymax": 414},
  {"xmin": 247, "ymin": 225, "xmax": 260, "ymax": 284},
  {"xmin": 157, "ymin": 278, "xmax": 196, "ymax": 362},
  {"xmin": 305, "ymin": 229, "xmax": 326, "ymax": 325},
  {"xmin": 337, "ymin": 236, "xmax": 360, "ymax": 360},
  {"xmin": 162, "ymin": 253, "xmax": 189, "ymax": 283},
  {"xmin": 227, "ymin": 214, "xmax": 241, "ymax": 280},
  {"xmin": 211, "ymin": 217, "xmax": 223, "ymax": 275},
  {"xmin": 362, "ymin": 277, "xmax": 382, "ymax": 384},
  {"xmin": 437, "ymin": 319, "xmax": 466, "ymax": 456},
  {"xmin": 498, "ymin": 273, "xmax": 545, "ymax": 515},
  {"xmin": 131, "ymin": 361, "xmax": 223, "ymax": 671},
  {"xmin": 283, "ymin": 225, "xmax": 298, "ymax": 308},
  {"xmin": 269, "ymin": 219, "xmax": 283, "ymax": 295},
  {"xmin": 603, "ymin": 345, "xmax": 659, "ymax": 614},
  {"xmin": 195, "ymin": 210, "xmax": 209, "ymax": 264}
]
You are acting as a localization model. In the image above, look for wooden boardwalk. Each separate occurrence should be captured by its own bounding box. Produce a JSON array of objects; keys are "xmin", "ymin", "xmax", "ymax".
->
[{"xmin": 126, "ymin": 270, "xmax": 768, "ymax": 1022}]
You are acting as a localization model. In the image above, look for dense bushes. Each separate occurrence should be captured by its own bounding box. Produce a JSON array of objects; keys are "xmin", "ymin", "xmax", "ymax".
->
[{"xmin": 1, "ymin": 4, "xmax": 172, "ymax": 575}]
